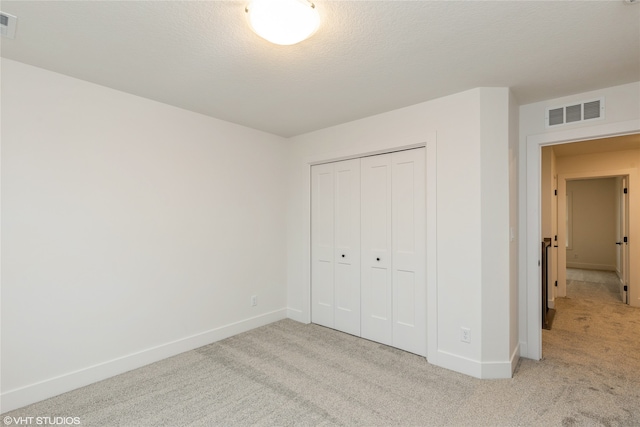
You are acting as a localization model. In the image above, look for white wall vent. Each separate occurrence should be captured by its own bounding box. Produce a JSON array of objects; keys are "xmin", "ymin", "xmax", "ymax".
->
[
  {"xmin": 0, "ymin": 12, "xmax": 17, "ymax": 39},
  {"xmin": 545, "ymin": 97, "xmax": 605, "ymax": 128}
]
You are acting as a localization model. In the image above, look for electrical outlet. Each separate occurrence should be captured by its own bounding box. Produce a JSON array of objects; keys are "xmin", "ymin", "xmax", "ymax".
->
[
  {"xmin": 251, "ymin": 295, "xmax": 257, "ymax": 307},
  {"xmin": 461, "ymin": 327, "xmax": 471, "ymax": 343}
]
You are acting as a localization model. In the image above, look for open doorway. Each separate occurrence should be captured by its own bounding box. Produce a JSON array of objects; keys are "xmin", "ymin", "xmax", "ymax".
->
[
  {"xmin": 564, "ymin": 177, "xmax": 627, "ymax": 304},
  {"xmin": 524, "ymin": 120, "xmax": 639, "ymax": 361},
  {"xmin": 540, "ymin": 136, "xmax": 638, "ymax": 308},
  {"xmin": 538, "ymin": 135, "xmax": 638, "ymax": 356}
]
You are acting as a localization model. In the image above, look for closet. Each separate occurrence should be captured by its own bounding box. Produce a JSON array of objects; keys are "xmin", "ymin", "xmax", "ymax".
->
[{"xmin": 311, "ymin": 148, "xmax": 426, "ymax": 356}]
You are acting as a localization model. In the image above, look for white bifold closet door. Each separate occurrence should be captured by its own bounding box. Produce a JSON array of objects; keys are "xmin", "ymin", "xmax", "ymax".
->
[
  {"xmin": 361, "ymin": 148, "xmax": 426, "ymax": 356},
  {"xmin": 311, "ymin": 159, "xmax": 361, "ymax": 336}
]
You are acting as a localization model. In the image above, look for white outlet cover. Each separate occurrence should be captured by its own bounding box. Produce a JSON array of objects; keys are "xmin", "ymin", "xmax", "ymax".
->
[{"xmin": 461, "ymin": 327, "xmax": 471, "ymax": 343}]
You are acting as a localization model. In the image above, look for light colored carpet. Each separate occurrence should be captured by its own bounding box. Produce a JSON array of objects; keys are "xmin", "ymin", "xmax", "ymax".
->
[{"xmin": 4, "ymin": 269, "xmax": 640, "ymax": 426}]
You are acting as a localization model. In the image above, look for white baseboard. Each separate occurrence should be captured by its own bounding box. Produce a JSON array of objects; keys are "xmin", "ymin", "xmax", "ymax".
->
[
  {"xmin": 1, "ymin": 309, "xmax": 287, "ymax": 413},
  {"xmin": 548, "ymin": 300, "xmax": 555, "ymax": 309},
  {"xmin": 432, "ymin": 349, "xmax": 513, "ymax": 379},
  {"xmin": 519, "ymin": 342, "xmax": 529, "ymax": 359},
  {"xmin": 510, "ymin": 344, "xmax": 521, "ymax": 375},
  {"xmin": 430, "ymin": 350, "xmax": 481, "ymax": 378},
  {"xmin": 286, "ymin": 307, "xmax": 308, "ymax": 324},
  {"xmin": 566, "ymin": 262, "xmax": 616, "ymax": 271}
]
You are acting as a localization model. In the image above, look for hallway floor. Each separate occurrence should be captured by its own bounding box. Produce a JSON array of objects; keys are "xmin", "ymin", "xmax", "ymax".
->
[
  {"xmin": 545, "ymin": 268, "xmax": 639, "ymax": 374},
  {"xmin": 541, "ymin": 268, "xmax": 640, "ymax": 424},
  {"xmin": 566, "ymin": 268, "xmax": 623, "ymax": 304}
]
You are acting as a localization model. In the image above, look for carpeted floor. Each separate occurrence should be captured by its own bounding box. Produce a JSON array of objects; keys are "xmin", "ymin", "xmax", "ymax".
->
[{"xmin": 4, "ymin": 268, "xmax": 640, "ymax": 426}]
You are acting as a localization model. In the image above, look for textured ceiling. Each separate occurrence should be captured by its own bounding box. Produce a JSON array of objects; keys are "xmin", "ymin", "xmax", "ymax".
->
[{"xmin": 1, "ymin": 1, "xmax": 639, "ymax": 137}]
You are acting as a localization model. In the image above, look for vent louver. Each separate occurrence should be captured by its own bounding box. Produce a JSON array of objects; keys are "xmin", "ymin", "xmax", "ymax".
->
[
  {"xmin": 549, "ymin": 108, "xmax": 563, "ymax": 126},
  {"xmin": 583, "ymin": 100, "xmax": 601, "ymax": 120},
  {"xmin": 545, "ymin": 98, "xmax": 604, "ymax": 128},
  {"xmin": 0, "ymin": 11, "xmax": 17, "ymax": 39},
  {"xmin": 565, "ymin": 104, "xmax": 582, "ymax": 123}
]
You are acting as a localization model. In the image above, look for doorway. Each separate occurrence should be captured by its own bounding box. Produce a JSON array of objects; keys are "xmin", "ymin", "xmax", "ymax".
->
[
  {"xmin": 524, "ymin": 124, "xmax": 640, "ymax": 361},
  {"xmin": 560, "ymin": 176, "xmax": 628, "ymax": 304}
]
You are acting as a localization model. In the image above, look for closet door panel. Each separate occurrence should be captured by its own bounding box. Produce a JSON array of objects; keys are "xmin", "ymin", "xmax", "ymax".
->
[
  {"xmin": 395, "ymin": 270, "xmax": 416, "ymax": 326},
  {"xmin": 392, "ymin": 148, "xmax": 426, "ymax": 356},
  {"xmin": 311, "ymin": 163, "xmax": 335, "ymax": 328},
  {"xmin": 361, "ymin": 154, "xmax": 393, "ymax": 346},
  {"xmin": 334, "ymin": 159, "xmax": 361, "ymax": 336}
]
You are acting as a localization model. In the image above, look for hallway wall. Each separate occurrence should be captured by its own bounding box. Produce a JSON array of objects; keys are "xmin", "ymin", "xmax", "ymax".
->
[{"xmin": 566, "ymin": 178, "xmax": 617, "ymax": 270}]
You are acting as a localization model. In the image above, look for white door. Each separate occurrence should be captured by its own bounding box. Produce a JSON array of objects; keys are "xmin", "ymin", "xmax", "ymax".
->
[
  {"xmin": 551, "ymin": 175, "xmax": 558, "ymax": 304},
  {"xmin": 361, "ymin": 153, "xmax": 393, "ymax": 346},
  {"xmin": 311, "ymin": 159, "xmax": 361, "ymax": 335},
  {"xmin": 391, "ymin": 148, "xmax": 426, "ymax": 356},
  {"xmin": 311, "ymin": 163, "xmax": 335, "ymax": 328},
  {"xmin": 313, "ymin": 149, "xmax": 426, "ymax": 355},
  {"xmin": 621, "ymin": 177, "xmax": 630, "ymax": 304},
  {"xmin": 333, "ymin": 159, "xmax": 361, "ymax": 335}
]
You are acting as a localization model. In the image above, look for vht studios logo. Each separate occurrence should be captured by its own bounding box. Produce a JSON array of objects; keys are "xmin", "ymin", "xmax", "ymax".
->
[{"xmin": 3, "ymin": 416, "xmax": 81, "ymax": 425}]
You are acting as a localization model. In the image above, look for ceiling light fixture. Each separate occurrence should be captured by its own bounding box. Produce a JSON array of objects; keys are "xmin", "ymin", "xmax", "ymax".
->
[{"xmin": 245, "ymin": 0, "xmax": 320, "ymax": 46}]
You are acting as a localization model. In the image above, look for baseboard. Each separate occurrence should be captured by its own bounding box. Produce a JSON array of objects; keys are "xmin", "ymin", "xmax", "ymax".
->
[
  {"xmin": 432, "ymin": 349, "xmax": 513, "ymax": 379},
  {"xmin": 1, "ymin": 309, "xmax": 287, "ymax": 413},
  {"xmin": 480, "ymin": 345, "xmax": 519, "ymax": 378},
  {"xmin": 566, "ymin": 262, "xmax": 616, "ymax": 271},
  {"xmin": 510, "ymin": 344, "xmax": 520, "ymax": 375},
  {"xmin": 519, "ymin": 341, "xmax": 529, "ymax": 359},
  {"xmin": 431, "ymin": 350, "xmax": 481, "ymax": 378},
  {"xmin": 286, "ymin": 307, "xmax": 309, "ymax": 324},
  {"xmin": 480, "ymin": 359, "xmax": 516, "ymax": 379},
  {"xmin": 548, "ymin": 300, "xmax": 555, "ymax": 309}
]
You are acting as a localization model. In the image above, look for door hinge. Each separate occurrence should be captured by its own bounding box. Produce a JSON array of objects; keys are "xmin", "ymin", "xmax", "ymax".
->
[
  {"xmin": 624, "ymin": 188, "xmax": 628, "ymax": 194},
  {"xmin": 624, "ymin": 285, "xmax": 628, "ymax": 292},
  {"xmin": 554, "ymin": 235, "xmax": 557, "ymax": 241},
  {"xmin": 554, "ymin": 189, "xmax": 557, "ymax": 196},
  {"xmin": 555, "ymin": 280, "xmax": 558, "ymax": 287},
  {"xmin": 624, "ymin": 236, "xmax": 628, "ymax": 243}
]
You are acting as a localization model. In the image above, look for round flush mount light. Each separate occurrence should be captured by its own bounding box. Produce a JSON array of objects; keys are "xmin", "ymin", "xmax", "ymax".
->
[{"xmin": 245, "ymin": 0, "xmax": 320, "ymax": 46}]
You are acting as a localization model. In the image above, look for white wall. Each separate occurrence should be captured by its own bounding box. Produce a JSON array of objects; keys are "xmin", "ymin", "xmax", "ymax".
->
[
  {"xmin": 1, "ymin": 59, "xmax": 289, "ymax": 412},
  {"xmin": 566, "ymin": 178, "xmax": 617, "ymax": 270},
  {"xmin": 479, "ymin": 88, "xmax": 515, "ymax": 372},
  {"xmin": 519, "ymin": 81, "xmax": 640, "ymax": 359},
  {"xmin": 287, "ymin": 87, "xmax": 516, "ymax": 378}
]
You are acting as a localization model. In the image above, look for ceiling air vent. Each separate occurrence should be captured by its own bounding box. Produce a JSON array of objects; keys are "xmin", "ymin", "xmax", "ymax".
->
[
  {"xmin": 0, "ymin": 11, "xmax": 17, "ymax": 39},
  {"xmin": 545, "ymin": 97, "xmax": 604, "ymax": 128}
]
